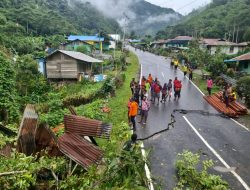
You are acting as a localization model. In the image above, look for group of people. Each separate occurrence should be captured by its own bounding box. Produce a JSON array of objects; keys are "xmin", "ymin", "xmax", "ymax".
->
[
  {"xmin": 128, "ymin": 74, "xmax": 183, "ymax": 131},
  {"xmin": 171, "ymin": 59, "xmax": 193, "ymax": 80}
]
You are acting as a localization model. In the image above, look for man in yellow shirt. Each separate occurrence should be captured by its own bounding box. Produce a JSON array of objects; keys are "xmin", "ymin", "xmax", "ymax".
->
[{"xmin": 174, "ymin": 60, "xmax": 179, "ymax": 70}]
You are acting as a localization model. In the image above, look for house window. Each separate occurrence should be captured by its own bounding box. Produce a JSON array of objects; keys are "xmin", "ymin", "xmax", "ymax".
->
[{"xmin": 229, "ymin": 46, "xmax": 234, "ymax": 53}]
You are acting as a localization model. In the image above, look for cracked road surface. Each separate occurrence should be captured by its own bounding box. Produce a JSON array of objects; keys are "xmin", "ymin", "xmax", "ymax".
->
[{"xmin": 129, "ymin": 47, "xmax": 250, "ymax": 190}]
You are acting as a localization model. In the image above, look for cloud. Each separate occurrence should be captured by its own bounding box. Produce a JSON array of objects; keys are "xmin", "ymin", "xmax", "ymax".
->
[
  {"xmin": 143, "ymin": 14, "xmax": 178, "ymax": 25},
  {"xmin": 78, "ymin": 0, "xmax": 139, "ymax": 24}
]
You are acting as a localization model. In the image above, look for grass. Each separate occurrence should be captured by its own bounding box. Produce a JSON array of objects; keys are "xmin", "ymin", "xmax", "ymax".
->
[
  {"xmin": 193, "ymin": 73, "xmax": 220, "ymax": 95},
  {"xmin": 107, "ymin": 52, "xmax": 139, "ymax": 127},
  {"xmin": 60, "ymin": 81, "xmax": 104, "ymax": 98}
]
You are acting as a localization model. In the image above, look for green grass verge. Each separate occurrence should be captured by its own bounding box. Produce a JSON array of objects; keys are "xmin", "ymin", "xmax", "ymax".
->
[
  {"xmin": 107, "ymin": 52, "xmax": 139, "ymax": 127},
  {"xmin": 193, "ymin": 73, "xmax": 220, "ymax": 95}
]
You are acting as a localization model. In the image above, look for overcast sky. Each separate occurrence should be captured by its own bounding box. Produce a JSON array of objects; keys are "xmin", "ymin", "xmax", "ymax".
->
[{"xmin": 145, "ymin": 0, "xmax": 212, "ymax": 15}]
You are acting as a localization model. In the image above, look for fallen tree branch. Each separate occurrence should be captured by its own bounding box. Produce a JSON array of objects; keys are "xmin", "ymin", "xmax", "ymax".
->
[{"xmin": 0, "ymin": 171, "xmax": 27, "ymax": 177}]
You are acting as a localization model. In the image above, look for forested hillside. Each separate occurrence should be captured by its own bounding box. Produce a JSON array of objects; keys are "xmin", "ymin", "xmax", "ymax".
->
[
  {"xmin": 156, "ymin": 0, "xmax": 250, "ymax": 42},
  {"xmin": 0, "ymin": 0, "xmax": 120, "ymax": 55},
  {"xmin": 127, "ymin": 0, "xmax": 182, "ymax": 35}
]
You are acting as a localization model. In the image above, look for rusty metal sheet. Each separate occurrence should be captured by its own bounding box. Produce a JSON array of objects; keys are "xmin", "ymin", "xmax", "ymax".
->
[
  {"xmin": 35, "ymin": 123, "xmax": 63, "ymax": 157},
  {"xmin": 17, "ymin": 104, "xmax": 38, "ymax": 155},
  {"xmin": 64, "ymin": 114, "xmax": 112, "ymax": 139},
  {"xmin": 0, "ymin": 142, "xmax": 15, "ymax": 157},
  {"xmin": 204, "ymin": 92, "xmax": 247, "ymax": 118},
  {"xmin": 58, "ymin": 133, "xmax": 103, "ymax": 169}
]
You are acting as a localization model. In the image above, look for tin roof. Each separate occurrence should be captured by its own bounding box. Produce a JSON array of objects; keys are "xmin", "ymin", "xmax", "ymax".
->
[
  {"xmin": 17, "ymin": 104, "xmax": 38, "ymax": 155},
  {"xmin": 35, "ymin": 123, "xmax": 63, "ymax": 157},
  {"xmin": 173, "ymin": 36, "xmax": 193, "ymax": 41},
  {"xmin": 231, "ymin": 52, "xmax": 250, "ymax": 61},
  {"xmin": 0, "ymin": 143, "xmax": 15, "ymax": 157},
  {"xmin": 58, "ymin": 133, "xmax": 103, "ymax": 169},
  {"xmin": 201, "ymin": 39, "xmax": 247, "ymax": 46},
  {"xmin": 47, "ymin": 50, "xmax": 103, "ymax": 63},
  {"xmin": 64, "ymin": 115, "xmax": 112, "ymax": 139},
  {"xmin": 68, "ymin": 35, "xmax": 104, "ymax": 42}
]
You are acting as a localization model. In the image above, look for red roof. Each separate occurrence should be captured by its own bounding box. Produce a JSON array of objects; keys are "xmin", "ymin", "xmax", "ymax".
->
[{"xmin": 232, "ymin": 52, "xmax": 250, "ymax": 61}]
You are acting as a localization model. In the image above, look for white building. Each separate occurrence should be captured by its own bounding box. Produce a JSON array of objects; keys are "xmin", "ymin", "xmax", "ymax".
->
[
  {"xmin": 200, "ymin": 39, "xmax": 247, "ymax": 55},
  {"xmin": 108, "ymin": 34, "xmax": 121, "ymax": 49}
]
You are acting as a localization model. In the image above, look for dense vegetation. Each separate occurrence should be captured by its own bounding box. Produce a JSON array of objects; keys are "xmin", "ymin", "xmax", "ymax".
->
[
  {"xmin": 156, "ymin": 0, "xmax": 250, "ymax": 42},
  {"xmin": 0, "ymin": 0, "xmax": 121, "ymax": 55},
  {"xmin": 0, "ymin": 0, "xmax": 120, "ymax": 35}
]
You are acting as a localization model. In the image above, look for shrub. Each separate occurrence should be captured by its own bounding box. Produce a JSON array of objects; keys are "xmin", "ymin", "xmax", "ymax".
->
[
  {"xmin": 236, "ymin": 76, "xmax": 250, "ymax": 107},
  {"xmin": 174, "ymin": 150, "xmax": 228, "ymax": 190}
]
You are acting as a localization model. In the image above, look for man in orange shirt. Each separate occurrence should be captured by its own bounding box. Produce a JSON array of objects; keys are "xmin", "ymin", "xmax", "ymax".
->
[
  {"xmin": 147, "ymin": 73, "xmax": 153, "ymax": 84},
  {"xmin": 129, "ymin": 98, "xmax": 139, "ymax": 131}
]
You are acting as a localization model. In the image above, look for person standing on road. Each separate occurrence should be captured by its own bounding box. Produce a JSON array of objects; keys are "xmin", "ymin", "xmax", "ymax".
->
[
  {"xmin": 167, "ymin": 79, "xmax": 173, "ymax": 101},
  {"xmin": 183, "ymin": 65, "xmax": 188, "ymax": 77},
  {"xmin": 154, "ymin": 82, "xmax": 162, "ymax": 105},
  {"xmin": 141, "ymin": 76, "xmax": 146, "ymax": 90},
  {"xmin": 139, "ymin": 96, "xmax": 150, "ymax": 125},
  {"xmin": 130, "ymin": 78, "xmax": 136, "ymax": 95},
  {"xmin": 150, "ymin": 80, "xmax": 156, "ymax": 101},
  {"xmin": 145, "ymin": 81, "xmax": 150, "ymax": 93},
  {"xmin": 173, "ymin": 77, "xmax": 178, "ymax": 94},
  {"xmin": 188, "ymin": 68, "xmax": 193, "ymax": 80},
  {"xmin": 174, "ymin": 59, "xmax": 179, "ymax": 70},
  {"xmin": 134, "ymin": 82, "xmax": 140, "ymax": 105},
  {"xmin": 147, "ymin": 73, "xmax": 153, "ymax": 84},
  {"xmin": 129, "ymin": 98, "xmax": 138, "ymax": 131},
  {"xmin": 127, "ymin": 98, "xmax": 132, "ymax": 124},
  {"xmin": 207, "ymin": 77, "xmax": 213, "ymax": 96},
  {"xmin": 174, "ymin": 80, "xmax": 182, "ymax": 101},
  {"xmin": 161, "ymin": 83, "xmax": 167, "ymax": 103}
]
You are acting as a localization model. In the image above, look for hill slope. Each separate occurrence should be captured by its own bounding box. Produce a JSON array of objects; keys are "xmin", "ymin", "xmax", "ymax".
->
[
  {"xmin": 127, "ymin": 0, "xmax": 182, "ymax": 35},
  {"xmin": 0, "ymin": 0, "xmax": 120, "ymax": 36},
  {"xmin": 156, "ymin": 0, "xmax": 250, "ymax": 42},
  {"xmin": 82, "ymin": 0, "xmax": 182, "ymax": 36}
]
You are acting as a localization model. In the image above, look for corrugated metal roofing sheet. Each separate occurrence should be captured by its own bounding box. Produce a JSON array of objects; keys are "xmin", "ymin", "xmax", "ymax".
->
[
  {"xmin": 173, "ymin": 36, "xmax": 193, "ymax": 41},
  {"xmin": 0, "ymin": 143, "xmax": 15, "ymax": 157},
  {"xmin": 64, "ymin": 115, "xmax": 112, "ymax": 139},
  {"xmin": 68, "ymin": 35, "xmax": 104, "ymax": 42},
  {"xmin": 58, "ymin": 133, "xmax": 103, "ymax": 169},
  {"xmin": 17, "ymin": 104, "xmax": 38, "ymax": 155},
  {"xmin": 35, "ymin": 123, "xmax": 63, "ymax": 157},
  {"xmin": 48, "ymin": 50, "xmax": 103, "ymax": 63},
  {"xmin": 232, "ymin": 52, "xmax": 250, "ymax": 61},
  {"xmin": 201, "ymin": 38, "xmax": 246, "ymax": 46}
]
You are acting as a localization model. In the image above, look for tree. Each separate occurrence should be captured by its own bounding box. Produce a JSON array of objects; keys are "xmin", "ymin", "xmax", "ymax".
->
[
  {"xmin": 236, "ymin": 76, "xmax": 250, "ymax": 107},
  {"xmin": 15, "ymin": 55, "xmax": 50, "ymax": 105},
  {"xmin": 0, "ymin": 51, "xmax": 19, "ymax": 123}
]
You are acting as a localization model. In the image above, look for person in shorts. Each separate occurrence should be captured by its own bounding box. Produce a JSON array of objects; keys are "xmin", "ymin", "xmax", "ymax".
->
[
  {"xmin": 161, "ymin": 83, "xmax": 167, "ymax": 103},
  {"xmin": 139, "ymin": 96, "xmax": 150, "ymax": 125},
  {"xmin": 154, "ymin": 82, "xmax": 162, "ymax": 105},
  {"xmin": 167, "ymin": 79, "xmax": 173, "ymax": 101}
]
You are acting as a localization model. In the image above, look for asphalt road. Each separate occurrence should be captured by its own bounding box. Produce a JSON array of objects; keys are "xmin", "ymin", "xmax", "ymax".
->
[{"xmin": 129, "ymin": 47, "xmax": 250, "ymax": 190}]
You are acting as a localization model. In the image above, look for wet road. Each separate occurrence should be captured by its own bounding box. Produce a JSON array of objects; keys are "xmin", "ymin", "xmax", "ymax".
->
[{"xmin": 129, "ymin": 47, "xmax": 250, "ymax": 190}]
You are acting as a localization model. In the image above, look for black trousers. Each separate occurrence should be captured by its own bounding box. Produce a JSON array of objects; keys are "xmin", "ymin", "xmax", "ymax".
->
[{"xmin": 130, "ymin": 116, "xmax": 136, "ymax": 131}]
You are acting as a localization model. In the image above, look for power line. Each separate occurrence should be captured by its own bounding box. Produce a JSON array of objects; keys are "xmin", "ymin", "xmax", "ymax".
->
[{"xmin": 176, "ymin": 0, "xmax": 200, "ymax": 11}]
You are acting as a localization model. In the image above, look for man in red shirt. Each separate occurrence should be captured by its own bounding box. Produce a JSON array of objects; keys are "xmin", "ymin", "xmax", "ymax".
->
[{"xmin": 174, "ymin": 80, "xmax": 182, "ymax": 101}]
